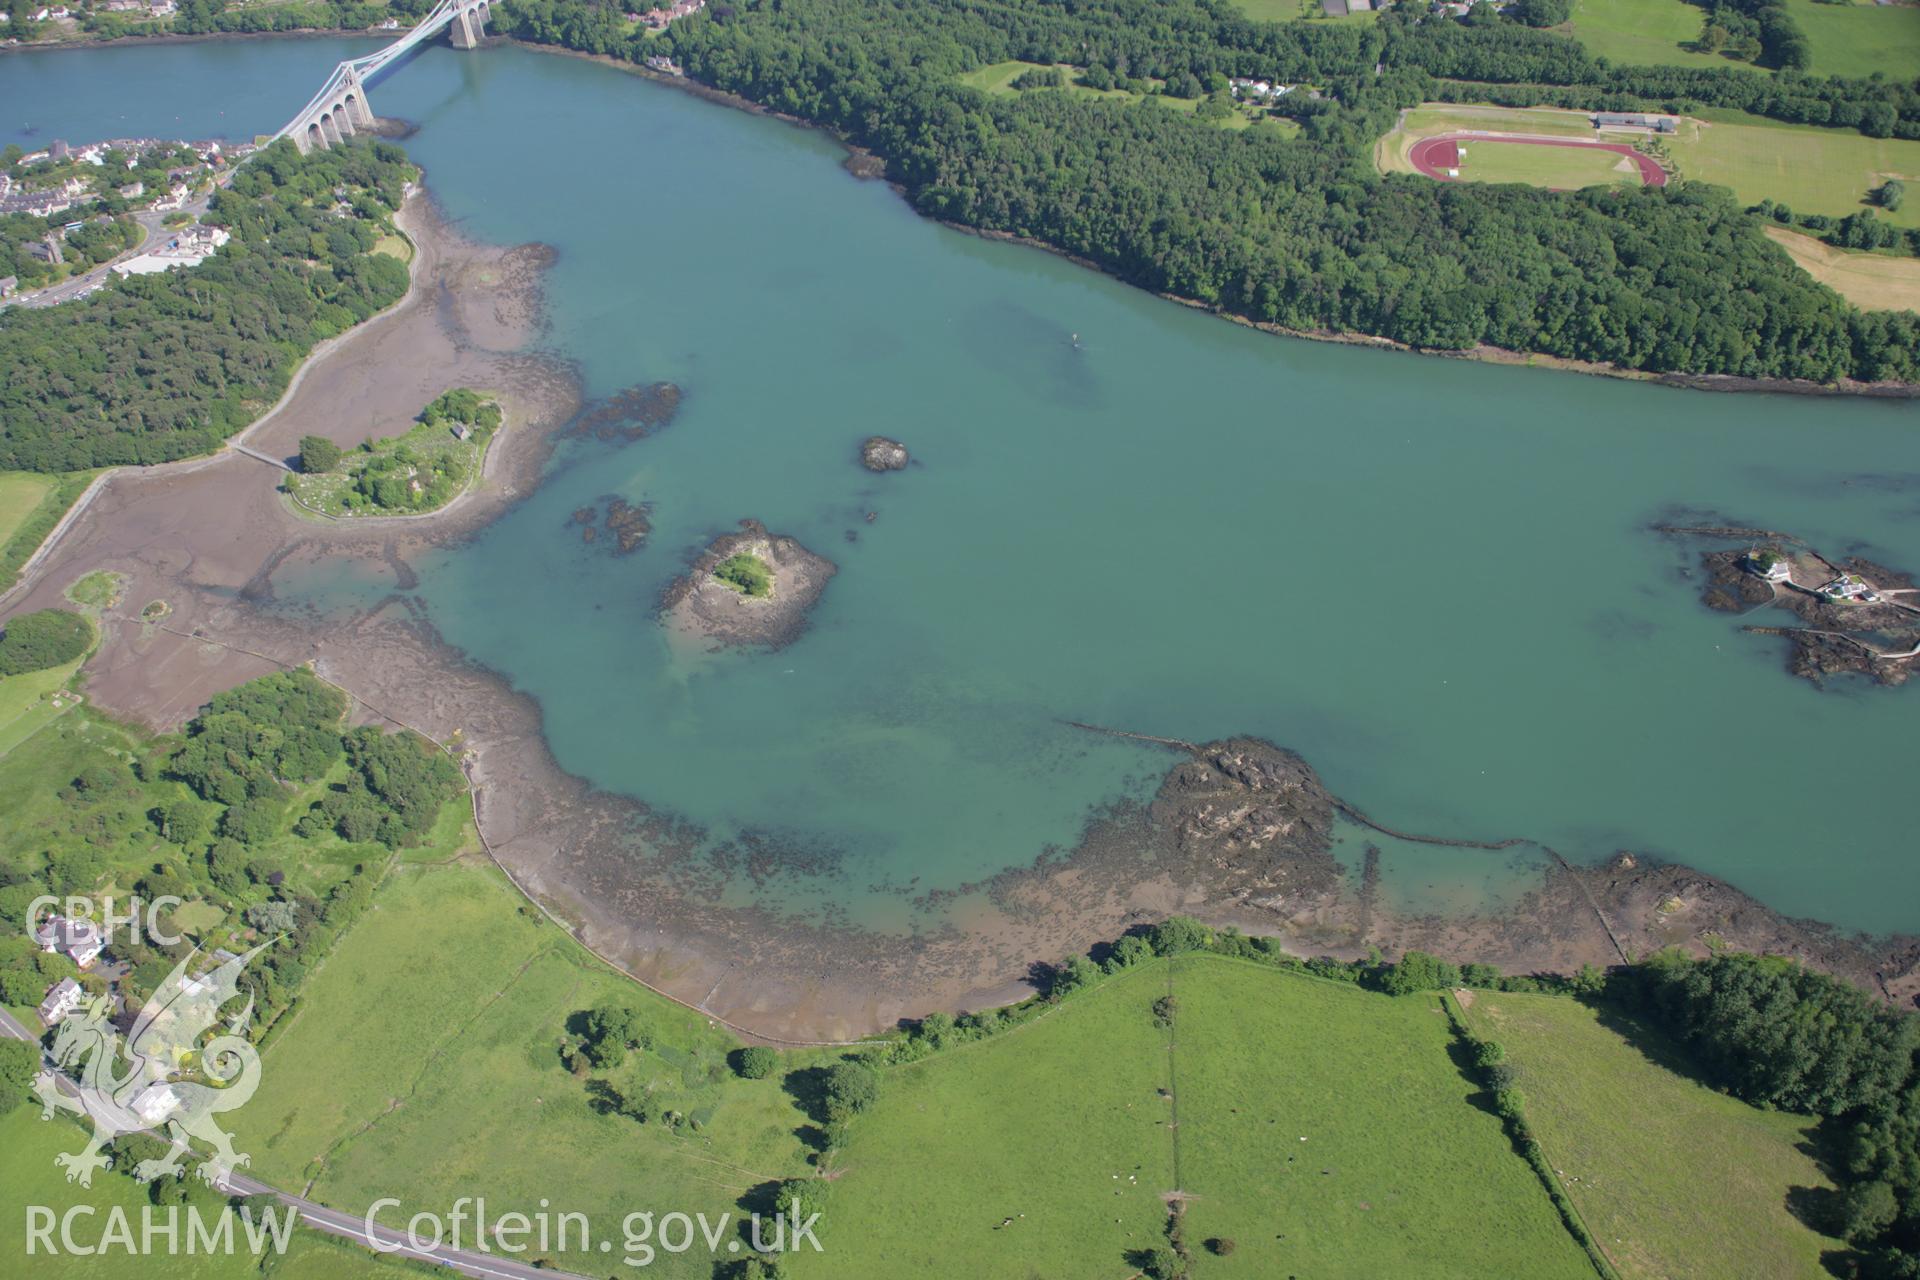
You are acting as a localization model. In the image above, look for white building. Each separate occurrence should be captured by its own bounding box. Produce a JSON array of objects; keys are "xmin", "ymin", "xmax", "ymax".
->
[
  {"xmin": 36, "ymin": 915, "xmax": 104, "ymax": 968},
  {"xmin": 1746, "ymin": 551, "xmax": 1793, "ymax": 583},
  {"xmin": 1820, "ymin": 573, "xmax": 1881, "ymax": 604},
  {"xmin": 38, "ymin": 977, "xmax": 84, "ymax": 1024},
  {"xmin": 131, "ymin": 1083, "xmax": 181, "ymax": 1126},
  {"xmin": 112, "ymin": 224, "xmax": 230, "ymax": 277}
]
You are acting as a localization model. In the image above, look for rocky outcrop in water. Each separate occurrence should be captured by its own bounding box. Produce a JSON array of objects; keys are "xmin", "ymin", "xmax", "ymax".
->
[
  {"xmin": 573, "ymin": 382, "xmax": 682, "ymax": 443},
  {"xmin": 1141, "ymin": 738, "xmax": 1342, "ymax": 904},
  {"xmin": 860, "ymin": 436, "xmax": 910, "ymax": 472},
  {"xmin": 659, "ymin": 520, "xmax": 837, "ymax": 651},
  {"xmin": 573, "ymin": 496, "xmax": 652, "ymax": 555},
  {"xmin": 1690, "ymin": 542, "xmax": 1919, "ymax": 688}
]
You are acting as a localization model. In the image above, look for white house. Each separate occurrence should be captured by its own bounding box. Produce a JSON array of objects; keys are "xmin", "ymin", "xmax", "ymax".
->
[
  {"xmin": 38, "ymin": 977, "xmax": 84, "ymax": 1024},
  {"xmin": 1746, "ymin": 551, "xmax": 1793, "ymax": 583},
  {"xmin": 35, "ymin": 915, "xmax": 104, "ymax": 968},
  {"xmin": 1820, "ymin": 574, "xmax": 1881, "ymax": 604}
]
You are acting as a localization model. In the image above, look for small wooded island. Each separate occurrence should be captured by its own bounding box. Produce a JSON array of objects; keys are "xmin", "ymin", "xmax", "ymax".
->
[
  {"xmin": 660, "ymin": 520, "xmax": 836, "ymax": 651},
  {"xmin": 285, "ymin": 388, "xmax": 501, "ymax": 518}
]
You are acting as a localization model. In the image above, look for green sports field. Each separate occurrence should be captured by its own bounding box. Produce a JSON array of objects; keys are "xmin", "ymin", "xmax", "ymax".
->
[
  {"xmin": 1449, "ymin": 139, "xmax": 1650, "ymax": 190},
  {"xmin": 802, "ymin": 955, "xmax": 1595, "ymax": 1279},
  {"xmin": 1462, "ymin": 991, "xmax": 1842, "ymax": 1280},
  {"xmin": 1382, "ymin": 103, "xmax": 1920, "ymax": 227}
]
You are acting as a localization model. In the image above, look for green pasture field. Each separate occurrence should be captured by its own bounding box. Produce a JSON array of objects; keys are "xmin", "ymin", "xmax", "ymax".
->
[
  {"xmin": 0, "ymin": 1107, "xmax": 425, "ymax": 1280},
  {"xmin": 0, "ymin": 472, "xmax": 57, "ymax": 553},
  {"xmin": 1680, "ymin": 110, "xmax": 1920, "ymax": 228},
  {"xmin": 1451, "ymin": 138, "xmax": 1649, "ymax": 189},
  {"xmin": 1461, "ymin": 991, "xmax": 1843, "ymax": 1280},
  {"xmin": 1786, "ymin": 0, "xmax": 1920, "ymax": 79},
  {"xmin": 957, "ymin": 61, "xmax": 1262, "ymax": 129},
  {"xmin": 802, "ymin": 954, "xmax": 1593, "ymax": 1279},
  {"xmin": 1559, "ymin": 0, "xmax": 1917, "ymax": 77},
  {"xmin": 0, "ymin": 471, "xmax": 94, "ymax": 594},
  {"xmin": 230, "ymin": 856, "xmax": 827, "ymax": 1279},
  {"xmin": 0, "ymin": 659, "xmax": 84, "ymax": 761},
  {"xmin": 1562, "ymin": 0, "xmax": 1740, "ymax": 70}
]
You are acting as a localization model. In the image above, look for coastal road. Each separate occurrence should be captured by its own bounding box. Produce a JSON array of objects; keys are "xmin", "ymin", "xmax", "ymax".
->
[
  {"xmin": 0, "ymin": 194, "xmax": 214, "ymax": 311},
  {"xmin": 0, "ymin": 1006, "xmax": 591, "ymax": 1280}
]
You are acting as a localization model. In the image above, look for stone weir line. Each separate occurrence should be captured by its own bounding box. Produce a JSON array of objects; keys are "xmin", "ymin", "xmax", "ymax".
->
[{"xmin": 274, "ymin": 0, "xmax": 492, "ymax": 153}]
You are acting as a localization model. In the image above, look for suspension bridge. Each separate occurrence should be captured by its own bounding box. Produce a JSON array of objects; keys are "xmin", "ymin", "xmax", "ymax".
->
[{"xmin": 274, "ymin": 0, "xmax": 491, "ymax": 153}]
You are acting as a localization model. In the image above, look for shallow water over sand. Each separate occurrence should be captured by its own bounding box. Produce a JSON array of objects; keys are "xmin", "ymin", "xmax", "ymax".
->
[{"xmin": 8, "ymin": 40, "xmax": 1920, "ymax": 936}]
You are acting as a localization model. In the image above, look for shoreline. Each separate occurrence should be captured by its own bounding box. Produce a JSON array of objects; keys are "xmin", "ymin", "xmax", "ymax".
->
[
  {"xmin": 521, "ymin": 40, "xmax": 1920, "ymax": 401},
  {"xmin": 0, "ymin": 26, "xmax": 384, "ymax": 58},
  {"xmin": 3, "ymin": 64, "xmax": 1917, "ymax": 1039}
]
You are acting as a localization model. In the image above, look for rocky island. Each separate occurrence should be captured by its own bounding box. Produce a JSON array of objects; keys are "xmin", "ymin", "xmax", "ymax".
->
[
  {"xmin": 1696, "ymin": 541, "xmax": 1920, "ymax": 687},
  {"xmin": 659, "ymin": 519, "xmax": 836, "ymax": 651},
  {"xmin": 860, "ymin": 435, "xmax": 910, "ymax": 472}
]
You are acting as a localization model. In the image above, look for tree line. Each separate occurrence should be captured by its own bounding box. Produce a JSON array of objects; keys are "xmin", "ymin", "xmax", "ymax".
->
[{"xmin": 494, "ymin": 0, "xmax": 1918, "ymax": 383}]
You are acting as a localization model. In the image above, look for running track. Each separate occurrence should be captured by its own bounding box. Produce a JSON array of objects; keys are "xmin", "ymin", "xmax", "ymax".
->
[{"xmin": 1408, "ymin": 132, "xmax": 1668, "ymax": 189}]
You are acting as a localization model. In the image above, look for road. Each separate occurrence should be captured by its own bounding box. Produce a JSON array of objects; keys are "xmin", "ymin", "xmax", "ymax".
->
[
  {"xmin": 1, "ymin": 194, "xmax": 213, "ymax": 311},
  {"xmin": 0, "ymin": 1005, "xmax": 590, "ymax": 1280}
]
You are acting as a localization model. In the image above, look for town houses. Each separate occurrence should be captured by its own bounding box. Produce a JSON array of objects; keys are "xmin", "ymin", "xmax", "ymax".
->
[
  {"xmin": 1230, "ymin": 77, "xmax": 1293, "ymax": 102},
  {"xmin": 112, "ymin": 223, "xmax": 231, "ymax": 277},
  {"xmin": 633, "ymin": 0, "xmax": 705, "ymax": 29}
]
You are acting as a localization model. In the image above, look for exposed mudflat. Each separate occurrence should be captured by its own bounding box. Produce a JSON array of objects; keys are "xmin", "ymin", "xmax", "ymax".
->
[{"xmin": 7, "ymin": 189, "xmax": 1918, "ymax": 1045}]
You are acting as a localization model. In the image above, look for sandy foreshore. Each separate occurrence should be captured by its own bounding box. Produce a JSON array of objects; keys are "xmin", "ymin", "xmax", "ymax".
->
[{"xmin": 5, "ymin": 166, "xmax": 1917, "ymax": 1043}]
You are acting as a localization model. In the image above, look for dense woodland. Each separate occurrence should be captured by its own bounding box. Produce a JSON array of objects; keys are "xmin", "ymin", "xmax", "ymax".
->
[
  {"xmin": 0, "ymin": 140, "xmax": 412, "ymax": 472},
  {"xmin": 489, "ymin": 0, "xmax": 1919, "ymax": 384}
]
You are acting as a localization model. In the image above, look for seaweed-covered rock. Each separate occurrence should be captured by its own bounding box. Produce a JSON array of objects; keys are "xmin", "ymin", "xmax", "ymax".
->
[
  {"xmin": 1149, "ymin": 738, "xmax": 1337, "ymax": 870},
  {"xmin": 860, "ymin": 436, "xmax": 910, "ymax": 472}
]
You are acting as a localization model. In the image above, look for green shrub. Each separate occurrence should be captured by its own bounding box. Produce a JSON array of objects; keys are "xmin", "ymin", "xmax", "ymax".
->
[
  {"xmin": 822, "ymin": 1060, "xmax": 880, "ymax": 1121},
  {"xmin": 733, "ymin": 1045, "xmax": 778, "ymax": 1079},
  {"xmin": 714, "ymin": 553, "xmax": 773, "ymax": 598},
  {"xmin": 1379, "ymin": 950, "xmax": 1461, "ymax": 996},
  {"xmin": 298, "ymin": 435, "xmax": 342, "ymax": 473},
  {"xmin": 1149, "ymin": 916, "xmax": 1211, "ymax": 955},
  {"xmin": 0, "ymin": 607, "xmax": 91, "ymax": 675}
]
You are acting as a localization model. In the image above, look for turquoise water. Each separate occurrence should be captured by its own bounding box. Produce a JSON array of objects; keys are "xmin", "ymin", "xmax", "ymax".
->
[{"xmin": 7, "ymin": 41, "xmax": 1919, "ymax": 934}]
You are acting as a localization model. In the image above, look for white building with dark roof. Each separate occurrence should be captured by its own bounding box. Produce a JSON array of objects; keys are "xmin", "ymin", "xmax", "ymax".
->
[{"xmin": 39, "ymin": 977, "xmax": 84, "ymax": 1024}]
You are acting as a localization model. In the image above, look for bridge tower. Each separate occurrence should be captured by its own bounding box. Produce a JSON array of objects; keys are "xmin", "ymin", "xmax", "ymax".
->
[
  {"xmin": 281, "ymin": 0, "xmax": 492, "ymax": 154},
  {"xmin": 450, "ymin": 0, "xmax": 489, "ymax": 49}
]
